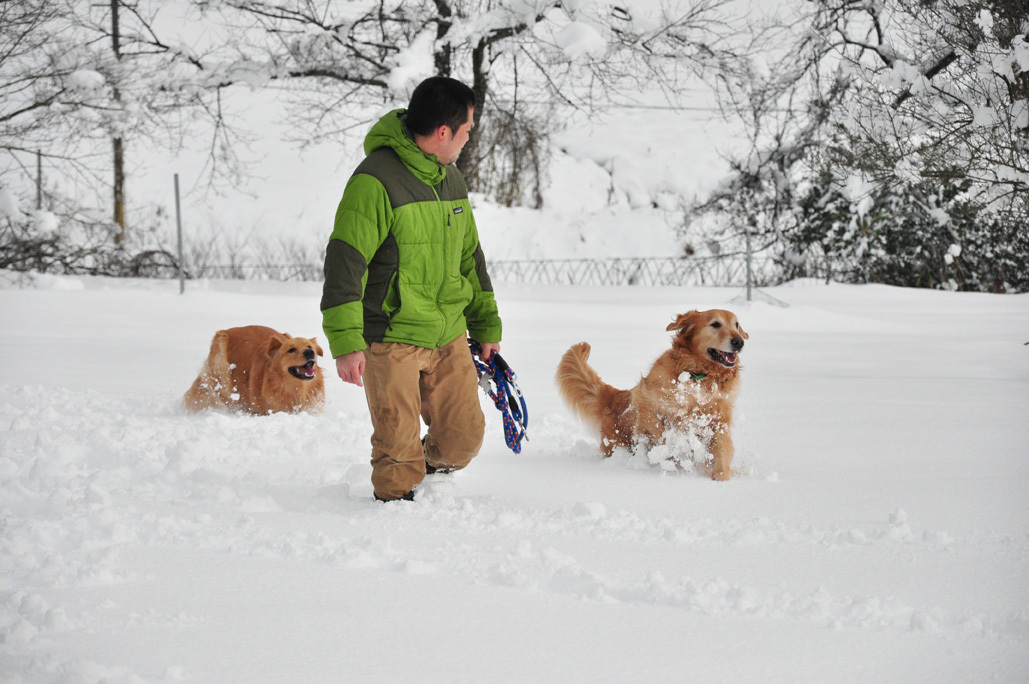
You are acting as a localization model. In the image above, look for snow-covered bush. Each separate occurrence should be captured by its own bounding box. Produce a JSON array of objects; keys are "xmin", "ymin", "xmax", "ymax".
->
[
  {"xmin": 789, "ymin": 170, "xmax": 1028, "ymax": 292},
  {"xmin": 0, "ymin": 189, "xmax": 181, "ymax": 278},
  {"xmin": 690, "ymin": 0, "xmax": 1028, "ymax": 292}
]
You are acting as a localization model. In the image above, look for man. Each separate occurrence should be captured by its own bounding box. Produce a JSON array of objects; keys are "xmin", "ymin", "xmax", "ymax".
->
[{"xmin": 321, "ymin": 77, "xmax": 503, "ymax": 502}]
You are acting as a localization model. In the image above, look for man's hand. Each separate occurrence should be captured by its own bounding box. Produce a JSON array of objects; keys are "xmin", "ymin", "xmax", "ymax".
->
[
  {"xmin": 336, "ymin": 351, "xmax": 366, "ymax": 387},
  {"xmin": 477, "ymin": 342, "xmax": 501, "ymax": 362}
]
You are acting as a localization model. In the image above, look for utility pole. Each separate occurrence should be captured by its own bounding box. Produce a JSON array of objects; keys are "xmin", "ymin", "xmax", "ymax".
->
[
  {"xmin": 111, "ymin": 0, "xmax": 126, "ymax": 244},
  {"xmin": 175, "ymin": 174, "xmax": 185, "ymax": 294},
  {"xmin": 744, "ymin": 212, "xmax": 754, "ymax": 302},
  {"xmin": 36, "ymin": 150, "xmax": 42, "ymax": 210}
]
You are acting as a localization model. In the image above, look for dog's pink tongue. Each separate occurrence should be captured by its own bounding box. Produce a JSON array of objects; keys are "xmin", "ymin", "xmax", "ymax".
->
[{"xmin": 726, "ymin": 353, "xmax": 737, "ymax": 363}]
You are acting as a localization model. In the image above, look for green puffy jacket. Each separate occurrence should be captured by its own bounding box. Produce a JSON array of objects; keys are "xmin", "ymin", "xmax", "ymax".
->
[{"xmin": 320, "ymin": 109, "xmax": 502, "ymax": 358}]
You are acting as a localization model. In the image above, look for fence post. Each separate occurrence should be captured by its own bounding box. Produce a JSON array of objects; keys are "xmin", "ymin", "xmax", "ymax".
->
[{"xmin": 174, "ymin": 174, "xmax": 185, "ymax": 295}]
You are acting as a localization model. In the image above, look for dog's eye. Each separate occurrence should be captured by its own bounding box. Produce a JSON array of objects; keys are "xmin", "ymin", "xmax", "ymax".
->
[
  {"xmin": 288, "ymin": 347, "xmax": 297, "ymax": 354},
  {"xmin": 711, "ymin": 321, "xmax": 722, "ymax": 328}
]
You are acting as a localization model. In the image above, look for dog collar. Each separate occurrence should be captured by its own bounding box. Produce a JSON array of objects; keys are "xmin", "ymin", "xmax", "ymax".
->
[{"xmin": 689, "ymin": 372, "xmax": 707, "ymax": 381}]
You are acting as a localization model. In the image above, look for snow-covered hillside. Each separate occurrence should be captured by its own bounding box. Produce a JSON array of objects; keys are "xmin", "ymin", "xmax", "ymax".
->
[{"xmin": 1, "ymin": 273, "xmax": 1027, "ymax": 683}]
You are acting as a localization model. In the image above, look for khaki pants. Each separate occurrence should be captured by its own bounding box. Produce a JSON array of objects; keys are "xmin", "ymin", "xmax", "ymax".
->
[{"xmin": 363, "ymin": 333, "xmax": 485, "ymax": 500}]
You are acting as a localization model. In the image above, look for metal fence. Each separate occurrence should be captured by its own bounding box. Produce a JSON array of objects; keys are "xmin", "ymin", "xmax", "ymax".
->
[
  {"xmin": 486, "ymin": 256, "xmax": 779, "ymax": 287},
  {"xmin": 190, "ymin": 263, "xmax": 325, "ymax": 281},
  {"xmin": 188, "ymin": 255, "xmax": 784, "ymax": 287}
]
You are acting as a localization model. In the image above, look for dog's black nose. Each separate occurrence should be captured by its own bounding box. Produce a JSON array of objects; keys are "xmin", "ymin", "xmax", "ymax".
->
[
  {"xmin": 731, "ymin": 337, "xmax": 745, "ymax": 352},
  {"xmin": 303, "ymin": 348, "xmax": 315, "ymax": 361}
]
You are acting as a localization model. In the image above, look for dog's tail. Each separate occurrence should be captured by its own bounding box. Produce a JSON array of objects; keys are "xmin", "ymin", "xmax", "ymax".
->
[
  {"xmin": 183, "ymin": 331, "xmax": 233, "ymax": 412},
  {"xmin": 556, "ymin": 342, "xmax": 619, "ymax": 430}
]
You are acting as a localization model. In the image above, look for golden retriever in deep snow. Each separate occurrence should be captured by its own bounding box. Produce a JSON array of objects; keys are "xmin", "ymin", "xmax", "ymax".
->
[
  {"xmin": 556, "ymin": 309, "xmax": 748, "ymax": 480},
  {"xmin": 183, "ymin": 325, "xmax": 325, "ymax": 415}
]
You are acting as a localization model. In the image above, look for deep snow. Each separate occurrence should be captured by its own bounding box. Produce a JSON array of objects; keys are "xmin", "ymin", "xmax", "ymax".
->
[
  {"xmin": 5, "ymin": 1, "xmax": 1028, "ymax": 679},
  {"xmin": 1, "ymin": 272, "xmax": 1027, "ymax": 683}
]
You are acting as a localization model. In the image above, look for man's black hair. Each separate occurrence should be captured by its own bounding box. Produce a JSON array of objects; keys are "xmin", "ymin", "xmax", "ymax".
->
[{"xmin": 405, "ymin": 77, "xmax": 476, "ymax": 137}]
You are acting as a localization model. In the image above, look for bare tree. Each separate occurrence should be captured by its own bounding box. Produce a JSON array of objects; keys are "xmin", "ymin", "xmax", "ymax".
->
[
  {"xmin": 3, "ymin": 0, "xmax": 739, "ymax": 278},
  {"xmin": 687, "ymin": 0, "xmax": 1029, "ymax": 291},
  {"xmin": 809, "ymin": 0, "xmax": 1028, "ymax": 215},
  {"xmin": 186, "ymin": 0, "xmax": 736, "ymax": 206},
  {"xmin": 1, "ymin": 1, "xmax": 252, "ymax": 239}
]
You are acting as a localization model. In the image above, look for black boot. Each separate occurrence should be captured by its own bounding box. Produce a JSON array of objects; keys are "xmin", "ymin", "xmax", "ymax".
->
[
  {"xmin": 425, "ymin": 462, "xmax": 452, "ymax": 475},
  {"xmin": 422, "ymin": 435, "xmax": 452, "ymax": 474},
  {"xmin": 374, "ymin": 490, "xmax": 415, "ymax": 502}
]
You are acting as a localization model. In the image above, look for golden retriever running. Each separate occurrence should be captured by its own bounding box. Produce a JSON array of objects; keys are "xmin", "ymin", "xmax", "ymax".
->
[
  {"xmin": 184, "ymin": 325, "xmax": 325, "ymax": 415},
  {"xmin": 556, "ymin": 309, "xmax": 748, "ymax": 480}
]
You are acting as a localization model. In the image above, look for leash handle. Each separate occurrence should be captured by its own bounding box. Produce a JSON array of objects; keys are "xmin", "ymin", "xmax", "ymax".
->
[{"xmin": 468, "ymin": 339, "xmax": 528, "ymax": 453}]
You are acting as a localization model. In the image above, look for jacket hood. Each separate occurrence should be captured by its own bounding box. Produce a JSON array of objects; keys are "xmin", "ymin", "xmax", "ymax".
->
[{"xmin": 364, "ymin": 109, "xmax": 446, "ymax": 186}]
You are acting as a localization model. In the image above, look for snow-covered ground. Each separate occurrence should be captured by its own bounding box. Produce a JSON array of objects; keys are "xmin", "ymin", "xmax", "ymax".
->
[{"xmin": 2, "ymin": 272, "xmax": 1027, "ymax": 683}]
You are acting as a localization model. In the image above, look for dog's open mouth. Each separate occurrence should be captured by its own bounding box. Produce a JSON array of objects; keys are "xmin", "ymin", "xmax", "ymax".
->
[
  {"xmin": 289, "ymin": 360, "xmax": 318, "ymax": 380},
  {"xmin": 708, "ymin": 348, "xmax": 738, "ymax": 367}
]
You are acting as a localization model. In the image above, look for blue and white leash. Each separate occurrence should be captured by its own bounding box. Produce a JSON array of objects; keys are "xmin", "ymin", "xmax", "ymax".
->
[{"xmin": 469, "ymin": 339, "xmax": 528, "ymax": 453}]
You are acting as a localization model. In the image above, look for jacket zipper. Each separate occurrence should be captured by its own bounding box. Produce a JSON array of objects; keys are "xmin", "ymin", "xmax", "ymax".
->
[{"xmin": 431, "ymin": 182, "xmax": 450, "ymax": 347}]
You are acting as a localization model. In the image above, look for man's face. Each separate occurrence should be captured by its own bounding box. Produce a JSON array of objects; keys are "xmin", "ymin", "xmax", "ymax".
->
[{"xmin": 438, "ymin": 107, "xmax": 474, "ymax": 166}]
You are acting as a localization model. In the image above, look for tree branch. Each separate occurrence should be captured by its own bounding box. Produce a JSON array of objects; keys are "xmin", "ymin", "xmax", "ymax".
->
[{"xmin": 893, "ymin": 48, "xmax": 958, "ymax": 109}]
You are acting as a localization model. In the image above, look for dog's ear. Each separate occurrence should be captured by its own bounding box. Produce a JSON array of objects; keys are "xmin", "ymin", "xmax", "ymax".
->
[
  {"xmin": 267, "ymin": 335, "xmax": 284, "ymax": 356},
  {"xmin": 313, "ymin": 340, "xmax": 324, "ymax": 357},
  {"xmin": 666, "ymin": 310, "xmax": 700, "ymax": 334},
  {"xmin": 738, "ymin": 323, "xmax": 750, "ymax": 340}
]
